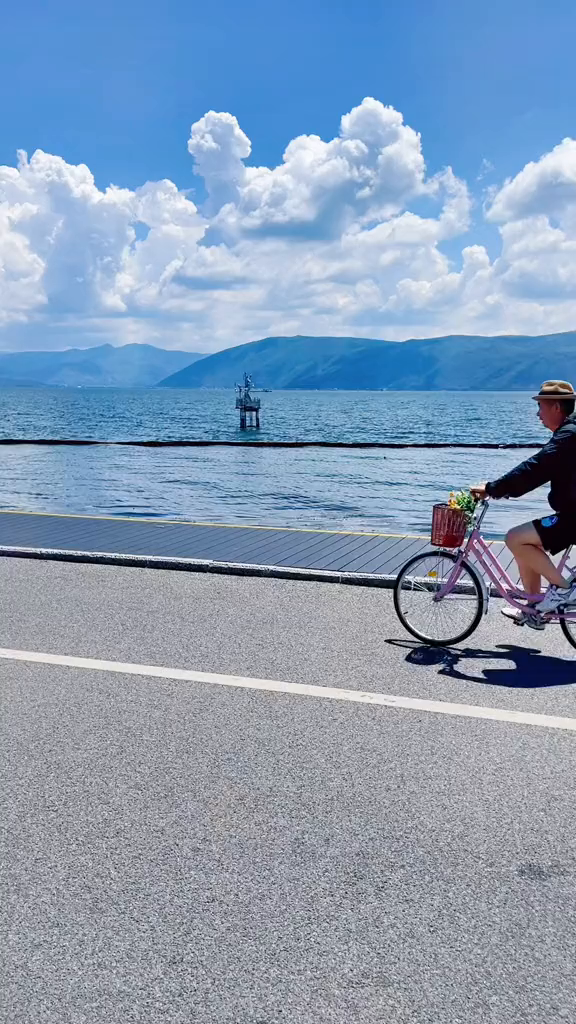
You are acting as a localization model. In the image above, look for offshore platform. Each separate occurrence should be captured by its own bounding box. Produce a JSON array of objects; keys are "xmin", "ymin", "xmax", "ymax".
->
[{"xmin": 235, "ymin": 373, "xmax": 263, "ymax": 429}]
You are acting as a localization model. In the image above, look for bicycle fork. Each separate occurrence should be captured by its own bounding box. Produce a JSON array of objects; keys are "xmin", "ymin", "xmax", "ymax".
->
[{"xmin": 434, "ymin": 549, "xmax": 490, "ymax": 615}]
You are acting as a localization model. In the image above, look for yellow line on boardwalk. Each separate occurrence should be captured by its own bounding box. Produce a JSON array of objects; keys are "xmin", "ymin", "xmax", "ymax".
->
[{"xmin": 0, "ymin": 508, "xmax": 428, "ymax": 540}]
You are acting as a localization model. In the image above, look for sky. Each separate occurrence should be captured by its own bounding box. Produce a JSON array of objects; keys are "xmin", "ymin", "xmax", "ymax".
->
[{"xmin": 1, "ymin": 0, "xmax": 576, "ymax": 352}]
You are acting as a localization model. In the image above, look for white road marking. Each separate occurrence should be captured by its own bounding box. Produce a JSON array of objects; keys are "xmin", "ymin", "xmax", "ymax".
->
[{"xmin": 0, "ymin": 645, "xmax": 575, "ymax": 732}]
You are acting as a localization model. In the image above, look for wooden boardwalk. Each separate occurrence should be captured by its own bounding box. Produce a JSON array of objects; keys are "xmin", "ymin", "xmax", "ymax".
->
[{"xmin": 0, "ymin": 510, "xmax": 515, "ymax": 583}]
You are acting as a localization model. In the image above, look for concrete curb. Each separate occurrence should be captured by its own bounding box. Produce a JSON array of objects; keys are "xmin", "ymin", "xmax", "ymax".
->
[{"xmin": 0, "ymin": 545, "xmax": 398, "ymax": 589}]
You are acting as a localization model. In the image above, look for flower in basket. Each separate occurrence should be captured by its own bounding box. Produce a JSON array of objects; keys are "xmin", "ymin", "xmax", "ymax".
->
[{"xmin": 448, "ymin": 490, "xmax": 477, "ymax": 524}]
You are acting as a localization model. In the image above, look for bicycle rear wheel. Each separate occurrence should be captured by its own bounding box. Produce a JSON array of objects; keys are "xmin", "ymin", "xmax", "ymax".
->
[{"xmin": 394, "ymin": 550, "xmax": 484, "ymax": 646}]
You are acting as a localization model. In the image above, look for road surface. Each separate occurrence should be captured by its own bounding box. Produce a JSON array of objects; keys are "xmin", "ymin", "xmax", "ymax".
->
[{"xmin": 1, "ymin": 558, "xmax": 576, "ymax": 1023}]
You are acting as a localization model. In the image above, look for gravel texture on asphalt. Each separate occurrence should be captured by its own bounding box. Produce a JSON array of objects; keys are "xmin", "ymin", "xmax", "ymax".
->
[{"xmin": 1, "ymin": 559, "xmax": 576, "ymax": 1023}]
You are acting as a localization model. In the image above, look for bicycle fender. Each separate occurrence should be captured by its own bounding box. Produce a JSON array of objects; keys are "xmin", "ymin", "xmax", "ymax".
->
[
  {"xmin": 477, "ymin": 565, "xmax": 489, "ymax": 615},
  {"xmin": 461, "ymin": 554, "xmax": 489, "ymax": 614}
]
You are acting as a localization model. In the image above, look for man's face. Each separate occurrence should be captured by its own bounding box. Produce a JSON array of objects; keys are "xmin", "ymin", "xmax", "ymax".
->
[{"xmin": 538, "ymin": 400, "xmax": 563, "ymax": 430}]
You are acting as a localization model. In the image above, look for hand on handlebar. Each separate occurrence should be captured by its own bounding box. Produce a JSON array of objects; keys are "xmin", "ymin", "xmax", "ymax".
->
[{"xmin": 470, "ymin": 483, "xmax": 488, "ymax": 500}]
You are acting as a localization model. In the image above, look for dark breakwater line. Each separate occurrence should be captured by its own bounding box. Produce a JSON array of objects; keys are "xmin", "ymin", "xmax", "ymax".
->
[{"xmin": 0, "ymin": 439, "xmax": 540, "ymax": 450}]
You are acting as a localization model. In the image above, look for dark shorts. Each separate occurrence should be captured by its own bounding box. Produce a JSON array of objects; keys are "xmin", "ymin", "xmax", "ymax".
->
[{"xmin": 533, "ymin": 514, "xmax": 576, "ymax": 555}]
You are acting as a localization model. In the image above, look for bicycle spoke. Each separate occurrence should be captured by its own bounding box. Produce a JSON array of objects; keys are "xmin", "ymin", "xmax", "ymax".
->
[{"xmin": 394, "ymin": 552, "xmax": 483, "ymax": 645}]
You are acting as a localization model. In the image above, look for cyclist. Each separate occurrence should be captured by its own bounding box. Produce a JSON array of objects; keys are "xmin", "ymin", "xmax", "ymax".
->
[{"xmin": 471, "ymin": 380, "xmax": 576, "ymax": 629}]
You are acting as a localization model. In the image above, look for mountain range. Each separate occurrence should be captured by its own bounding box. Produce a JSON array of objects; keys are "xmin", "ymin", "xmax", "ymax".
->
[
  {"xmin": 1, "ymin": 331, "xmax": 576, "ymax": 390},
  {"xmin": 158, "ymin": 331, "xmax": 576, "ymax": 391},
  {"xmin": 0, "ymin": 344, "xmax": 200, "ymax": 388}
]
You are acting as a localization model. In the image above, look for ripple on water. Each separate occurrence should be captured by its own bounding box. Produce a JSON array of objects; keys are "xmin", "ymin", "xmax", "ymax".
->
[{"xmin": 0, "ymin": 388, "xmax": 550, "ymax": 535}]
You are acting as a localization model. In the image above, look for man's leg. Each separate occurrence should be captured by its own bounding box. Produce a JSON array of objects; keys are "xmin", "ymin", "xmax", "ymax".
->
[{"xmin": 506, "ymin": 523, "xmax": 568, "ymax": 594}]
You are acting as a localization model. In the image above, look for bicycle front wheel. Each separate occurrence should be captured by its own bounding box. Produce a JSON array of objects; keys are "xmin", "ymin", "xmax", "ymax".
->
[
  {"xmin": 394, "ymin": 550, "xmax": 484, "ymax": 646},
  {"xmin": 560, "ymin": 613, "xmax": 576, "ymax": 650}
]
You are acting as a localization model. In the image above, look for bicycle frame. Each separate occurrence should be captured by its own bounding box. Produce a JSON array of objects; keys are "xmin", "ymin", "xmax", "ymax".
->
[{"xmin": 436, "ymin": 500, "xmax": 576, "ymax": 620}]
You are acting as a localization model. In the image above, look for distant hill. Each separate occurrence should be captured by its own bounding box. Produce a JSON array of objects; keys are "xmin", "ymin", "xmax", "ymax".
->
[
  {"xmin": 0, "ymin": 344, "xmax": 201, "ymax": 387},
  {"xmin": 158, "ymin": 332, "xmax": 576, "ymax": 391},
  {"xmin": 158, "ymin": 335, "xmax": 386, "ymax": 389}
]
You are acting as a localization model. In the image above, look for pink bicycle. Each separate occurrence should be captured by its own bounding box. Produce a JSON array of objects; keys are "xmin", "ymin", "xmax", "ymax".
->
[{"xmin": 394, "ymin": 499, "xmax": 576, "ymax": 648}]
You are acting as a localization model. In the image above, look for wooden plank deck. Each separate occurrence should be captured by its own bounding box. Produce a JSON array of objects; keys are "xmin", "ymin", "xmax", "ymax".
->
[{"xmin": 0, "ymin": 510, "xmax": 512, "ymax": 583}]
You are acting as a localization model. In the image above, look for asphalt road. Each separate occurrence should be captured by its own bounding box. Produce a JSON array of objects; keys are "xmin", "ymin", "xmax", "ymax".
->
[{"xmin": 1, "ymin": 558, "xmax": 576, "ymax": 1023}]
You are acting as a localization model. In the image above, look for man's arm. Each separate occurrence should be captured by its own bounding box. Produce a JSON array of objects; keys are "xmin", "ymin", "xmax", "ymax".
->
[{"xmin": 486, "ymin": 426, "xmax": 573, "ymax": 499}]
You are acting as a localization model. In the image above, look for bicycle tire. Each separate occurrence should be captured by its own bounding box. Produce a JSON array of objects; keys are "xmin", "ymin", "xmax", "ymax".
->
[
  {"xmin": 394, "ymin": 549, "xmax": 485, "ymax": 646},
  {"xmin": 560, "ymin": 614, "xmax": 576, "ymax": 650}
]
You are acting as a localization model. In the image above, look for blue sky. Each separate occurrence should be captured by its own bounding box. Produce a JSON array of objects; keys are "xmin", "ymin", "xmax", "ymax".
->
[
  {"xmin": 1, "ymin": 0, "xmax": 576, "ymax": 350},
  {"xmin": 2, "ymin": 0, "xmax": 574, "ymax": 191}
]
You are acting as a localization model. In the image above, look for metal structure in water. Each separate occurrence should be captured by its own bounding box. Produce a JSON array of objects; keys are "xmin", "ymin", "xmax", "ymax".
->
[{"xmin": 235, "ymin": 373, "xmax": 262, "ymax": 429}]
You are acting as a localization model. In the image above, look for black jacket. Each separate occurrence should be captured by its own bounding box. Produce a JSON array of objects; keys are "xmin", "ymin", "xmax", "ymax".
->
[{"xmin": 486, "ymin": 413, "xmax": 576, "ymax": 512}]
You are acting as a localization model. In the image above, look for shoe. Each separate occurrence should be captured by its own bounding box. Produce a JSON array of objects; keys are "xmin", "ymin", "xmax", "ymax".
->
[
  {"xmin": 538, "ymin": 581, "xmax": 576, "ymax": 615},
  {"xmin": 501, "ymin": 605, "xmax": 545, "ymax": 630},
  {"xmin": 501, "ymin": 604, "xmax": 527, "ymax": 623}
]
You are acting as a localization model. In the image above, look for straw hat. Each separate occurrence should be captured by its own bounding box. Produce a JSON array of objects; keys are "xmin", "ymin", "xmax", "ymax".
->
[{"xmin": 531, "ymin": 380, "xmax": 576, "ymax": 401}]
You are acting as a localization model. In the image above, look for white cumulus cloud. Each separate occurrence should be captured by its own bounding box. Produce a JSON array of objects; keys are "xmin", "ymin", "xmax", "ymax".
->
[
  {"xmin": 487, "ymin": 139, "xmax": 576, "ymax": 223},
  {"xmin": 483, "ymin": 138, "xmax": 576, "ymax": 311},
  {"xmin": 1, "ymin": 97, "xmax": 576, "ymax": 351},
  {"xmin": 192, "ymin": 98, "xmax": 428, "ymax": 240}
]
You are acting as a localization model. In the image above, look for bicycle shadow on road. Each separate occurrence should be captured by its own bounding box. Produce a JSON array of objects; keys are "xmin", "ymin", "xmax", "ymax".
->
[{"xmin": 386, "ymin": 639, "xmax": 576, "ymax": 688}]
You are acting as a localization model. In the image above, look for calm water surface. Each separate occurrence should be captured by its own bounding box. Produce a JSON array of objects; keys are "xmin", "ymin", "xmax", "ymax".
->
[{"xmin": 0, "ymin": 388, "xmax": 551, "ymax": 537}]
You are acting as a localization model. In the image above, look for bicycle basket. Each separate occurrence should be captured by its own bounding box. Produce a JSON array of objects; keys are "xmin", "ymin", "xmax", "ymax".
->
[{"xmin": 431, "ymin": 504, "xmax": 468, "ymax": 548}]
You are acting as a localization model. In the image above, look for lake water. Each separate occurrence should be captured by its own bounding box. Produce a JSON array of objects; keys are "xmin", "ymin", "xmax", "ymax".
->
[{"xmin": 0, "ymin": 388, "xmax": 553, "ymax": 537}]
